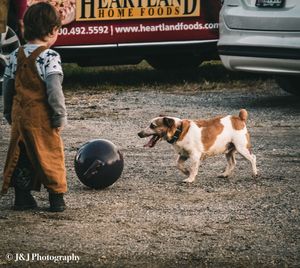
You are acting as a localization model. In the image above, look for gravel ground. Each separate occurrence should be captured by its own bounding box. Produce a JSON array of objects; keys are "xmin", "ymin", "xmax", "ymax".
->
[{"xmin": 0, "ymin": 66, "xmax": 299, "ymax": 267}]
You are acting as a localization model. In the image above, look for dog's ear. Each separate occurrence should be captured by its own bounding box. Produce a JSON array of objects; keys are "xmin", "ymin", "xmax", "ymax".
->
[{"xmin": 163, "ymin": 117, "xmax": 175, "ymax": 128}]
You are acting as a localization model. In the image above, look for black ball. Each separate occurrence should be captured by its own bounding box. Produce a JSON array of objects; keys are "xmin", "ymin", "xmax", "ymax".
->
[{"xmin": 74, "ymin": 139, "xmax": 124, "ymax": 189}]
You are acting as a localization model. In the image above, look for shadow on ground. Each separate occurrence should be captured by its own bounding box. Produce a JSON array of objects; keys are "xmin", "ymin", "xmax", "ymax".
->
[{"xmin": 63, "ymin": 61, "xmax": 269, "ymax": 90}]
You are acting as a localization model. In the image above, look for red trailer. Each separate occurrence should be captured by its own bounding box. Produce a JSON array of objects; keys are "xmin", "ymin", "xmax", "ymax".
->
[{"xmin": 1, "ymin": 0, "xmax": 221, "ymax": 73}]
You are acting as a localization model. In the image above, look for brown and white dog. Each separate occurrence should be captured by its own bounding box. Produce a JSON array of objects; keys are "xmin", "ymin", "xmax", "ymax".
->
[{"xmin": 138, "ymin": 109, "xmax": 257, "ymax": 183}]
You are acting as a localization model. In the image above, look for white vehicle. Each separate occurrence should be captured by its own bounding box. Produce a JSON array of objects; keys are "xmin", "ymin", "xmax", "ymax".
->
[{"xmin": 218, "ymin": 0, "xmax": 300, "ymax": 95}]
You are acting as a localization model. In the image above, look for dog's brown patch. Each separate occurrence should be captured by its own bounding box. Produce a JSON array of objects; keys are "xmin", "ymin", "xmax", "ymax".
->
[
  {"xmin": 166, "ymin": 122, "xmax": 178, "ymax": 140},
  {"xmin": 195, "ymin": 116, "xmax": 224, "ymax": 152},
  {"xmin": 178, "ymin": 120, "xmax": 190, "ymax": 141},
  {"xmin": 231, "ymin": 116, "xmax": 246, "ymax": 130}
]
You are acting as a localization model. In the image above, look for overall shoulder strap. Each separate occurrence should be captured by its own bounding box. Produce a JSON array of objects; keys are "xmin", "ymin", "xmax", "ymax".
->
[
  {"xmin": 16, "ymin": 47, "xmax": 26, "ymax": 65},
  {"xmin": 28, "ymin": 46, "xmax": 47, "ymax": 61}
]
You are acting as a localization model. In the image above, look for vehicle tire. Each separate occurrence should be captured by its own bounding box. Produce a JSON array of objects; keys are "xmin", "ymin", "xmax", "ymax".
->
[
  {"xmin": 0, "ymin": 59, "xmax": 6, "ymax": 95},
  {"xmin": 276, "ymin": 76, "xmax": 300, "ymax": 96},
  {"xmin": 0, "ymin": 26, "xmax": 20, "ymax": 95},
  {"xmin": 146, "ymin": 54, "xmax": 203, "ymax": 71}
]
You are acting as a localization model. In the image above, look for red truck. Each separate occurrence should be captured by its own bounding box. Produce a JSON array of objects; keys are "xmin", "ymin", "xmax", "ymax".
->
[{"xmin": 0, "ymin": 0, "xmax": 221, "ymax": 80}]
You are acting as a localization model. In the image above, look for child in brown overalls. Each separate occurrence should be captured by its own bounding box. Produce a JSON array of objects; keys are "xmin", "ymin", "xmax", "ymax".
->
[{"xmin": 2, "ymin": 3, "xmax": 67, "ymax": 212}]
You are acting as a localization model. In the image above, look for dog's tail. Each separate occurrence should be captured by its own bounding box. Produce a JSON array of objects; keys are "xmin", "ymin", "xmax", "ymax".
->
[{"xmin": 239, "ymin": 109, "xmax": 248, "ymax": 121}]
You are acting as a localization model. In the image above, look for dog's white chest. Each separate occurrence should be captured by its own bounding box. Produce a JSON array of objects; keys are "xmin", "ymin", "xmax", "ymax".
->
[{"xmin": 174, "ymin": 123, "xmax": 202, "ymax": 157}]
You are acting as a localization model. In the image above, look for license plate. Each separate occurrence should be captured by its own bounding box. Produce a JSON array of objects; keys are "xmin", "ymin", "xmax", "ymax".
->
[{"xmin": 256, "ymin": 0, "xmax": 284, "ymax": 7}]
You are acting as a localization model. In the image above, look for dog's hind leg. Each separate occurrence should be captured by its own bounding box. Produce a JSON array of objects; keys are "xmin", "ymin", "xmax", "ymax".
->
[
  {"xmin": 235, "ymin": 146, "xmax": 257, "ymax": 177},
  {"xmin": 219, "ymin": 149, "xmax": 237, "ymax": 178},
  {"xmin": 177, "ymin": 155, "xmax": 190, "ymax": 176}
]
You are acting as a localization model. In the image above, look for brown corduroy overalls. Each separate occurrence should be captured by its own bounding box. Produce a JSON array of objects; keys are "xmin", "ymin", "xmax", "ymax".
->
[{"xmin": 2, "ymin": 46, "xmax": 67, "ymax": 194}]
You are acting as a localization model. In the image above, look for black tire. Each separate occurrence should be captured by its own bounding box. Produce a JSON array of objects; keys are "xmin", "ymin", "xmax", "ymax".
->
[
  {"xmin": 0, "ymin": 58, "xmax": 5, "ymax": 96},
  {"xmin": 0, "ymin": 26, "xmax": 20, "ymax": 96},
  {"xmin": 276, "ymin": 76, "xmax": 300, "ymax": 96},
  {"xmin": 146, "ymin": 54, "xmax": 202, "ymax": 71}
]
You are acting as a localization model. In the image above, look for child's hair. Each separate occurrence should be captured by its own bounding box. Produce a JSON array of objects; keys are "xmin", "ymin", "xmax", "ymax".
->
[{"xmin": 23, "ymin": 2, "xmax": 61, "ymax": 41}]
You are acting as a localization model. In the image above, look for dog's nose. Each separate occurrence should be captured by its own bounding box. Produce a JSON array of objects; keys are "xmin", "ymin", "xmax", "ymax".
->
[{"xmin": 138, "ymin": 131, "xmax": 144, "ymax": 138}]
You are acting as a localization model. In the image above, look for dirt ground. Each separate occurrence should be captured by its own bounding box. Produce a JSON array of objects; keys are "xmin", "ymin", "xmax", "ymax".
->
[{"xmin": 0, "ymin": 64, "xmax": 299, "ymax": 267}]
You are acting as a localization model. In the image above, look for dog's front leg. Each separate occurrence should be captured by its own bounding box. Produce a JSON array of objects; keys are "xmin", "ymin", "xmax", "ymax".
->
[
  {"xmin": 183, "ymin": 153, "xmax": 200, "ymax": 183},
  {"xmin": 176, "ymin": 155, "xmax": 190, "ymax": 176}
]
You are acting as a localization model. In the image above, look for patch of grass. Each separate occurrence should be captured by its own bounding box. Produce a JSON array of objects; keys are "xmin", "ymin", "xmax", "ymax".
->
[{"xmin": 62, "ymin": 60, "xmax": 271, "ymax": 92}]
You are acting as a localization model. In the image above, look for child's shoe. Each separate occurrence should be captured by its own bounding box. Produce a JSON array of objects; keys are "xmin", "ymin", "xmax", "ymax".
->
[
  {"xmin": 49, "ymin": 193, "xmax": 66, "ymax": 212},
  {"xmin": 13, "ymin": 187, "xmax": 37, "ymax": 210}
]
